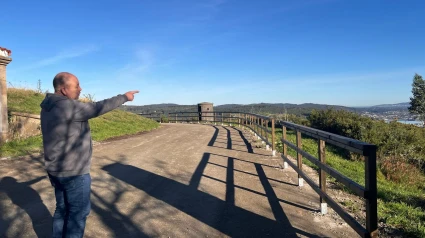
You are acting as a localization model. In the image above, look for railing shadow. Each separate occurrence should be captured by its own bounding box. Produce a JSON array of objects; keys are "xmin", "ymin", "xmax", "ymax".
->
[
  {"xmin": 208, "ymin": 125, "xmax": 265, "ymax": 155},
  {"xmin": 223, "ymin": 127, "xmax": 232, "ymax": 149},
  {"xmin": 102, "ymin": 162, "xmax": 297, "ymax": 237},
  {"xmin": 208, "ymin": 126, "xmax": 220, "ymax": 146},
  {"xmin": 232, "ymin": 127, "xmax": 254, "ymax": 153},
  {"xmin": 102, "ymin": 152, "xmax": 321, "ymax": 237}
]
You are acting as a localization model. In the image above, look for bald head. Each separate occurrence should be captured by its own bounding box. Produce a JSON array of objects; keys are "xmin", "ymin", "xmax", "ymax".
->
[
  {"xmin": 53, "ymin": 72, "xmax": 75, "ymax": 92},
  {"xmin": 53, "ymin": 72, "xmax": 82, "ymax": 99}
]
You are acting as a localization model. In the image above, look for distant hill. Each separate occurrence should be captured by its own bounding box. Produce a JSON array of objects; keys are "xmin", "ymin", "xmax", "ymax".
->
[
  {"xmin": 370, "ymin": 102, "xmax": 409, "ymax": 108},
  {"xmin": 121, "ymin": 102, "xmax": 351, "ymax": 116},
  {"xmin": 214, "ymin": 103, "xmax": 351, "ymax": 115},
  {"xmin": 121, "ymin": 101, "xmax": 412, "ymax": 117},
  {"xmin": 352, "ymin": 102, "xmax": 409, "ymax": 113},
  {"xmin": 121, "ymin": 104, "xmax": 197, "ymax": 114}
]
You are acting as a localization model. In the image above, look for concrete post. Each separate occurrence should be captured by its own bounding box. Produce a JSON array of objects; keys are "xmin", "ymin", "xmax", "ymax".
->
[{"xmin": 0, "ymin": 50, "xmax": 12, "ymax": 144}]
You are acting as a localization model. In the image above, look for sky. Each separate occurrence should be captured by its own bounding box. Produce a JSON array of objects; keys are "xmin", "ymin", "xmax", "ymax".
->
[{"xmin": 1, "ymin": 0, "xmax": 424, "ymax": 107}]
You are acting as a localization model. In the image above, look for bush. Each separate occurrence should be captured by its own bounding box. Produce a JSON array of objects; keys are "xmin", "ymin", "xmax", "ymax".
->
[
  {"xmin": 161, "ymin": 115, "xmax": 169, "ymax": 123},
  {"xmin": 380, "ymin": 156, "xmax": 425, "ymax": 185},
  {"xmin": 306, "ymin": 109, "xmax": 425, "ymax": 172}
]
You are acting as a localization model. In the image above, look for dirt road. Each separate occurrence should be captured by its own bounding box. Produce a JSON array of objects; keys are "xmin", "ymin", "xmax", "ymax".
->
[{"xmin": 0, "ymin": 123, "xmax": 359, "ymax": 237}]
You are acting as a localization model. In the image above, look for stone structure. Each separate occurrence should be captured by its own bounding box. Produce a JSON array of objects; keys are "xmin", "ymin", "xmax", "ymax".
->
[
  {"xmin": 0, "ymin": 47, "xmax": 12, "ymax": 143},
  {"xmin": 197, "ymin": 102, "xmax": 214, "ymax": 121},
  {"xmin": 9, "ymin": 112, "xmax": 41, "ymax": 139}
]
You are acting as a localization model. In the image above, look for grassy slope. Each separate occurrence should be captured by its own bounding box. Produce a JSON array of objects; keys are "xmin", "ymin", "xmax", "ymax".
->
[
  {"xmin": 1, "ymin": 89, "xmax": 159, "ymax": 157},
  {"xmin": 7, "ymin": 88, "xmax": 45, "ymax": 114},
  {"xmin": 274, "ymin": 129, "xmax": 425, "ymax": 237}
]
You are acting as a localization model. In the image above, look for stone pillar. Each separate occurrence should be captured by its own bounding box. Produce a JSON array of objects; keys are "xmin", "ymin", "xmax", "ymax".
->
[{"xmin": 0, "ymin": 51, "xmax": 12, "ymax": 143}]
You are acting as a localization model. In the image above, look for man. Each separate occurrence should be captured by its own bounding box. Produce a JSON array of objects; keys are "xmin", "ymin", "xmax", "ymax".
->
[{"xmin": 40, "ymin": 72, "xmax": 138, "ymax": 238}]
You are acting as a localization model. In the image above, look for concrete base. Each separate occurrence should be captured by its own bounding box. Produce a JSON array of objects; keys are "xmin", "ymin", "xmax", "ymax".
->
[
  {"xmin": 321, "ymin": 203, "xmax": 328, "ymax": 215},
  {"xmin": 298, "ymin": 178, "xmax": 304, "ymax": 187},
  {"xmin": 283, "ymin": 162, "xmax": 288, "ymax": 169},
  {"xmin": 272, "ymin": 150, "xmax": 276, "ymax": 157}
]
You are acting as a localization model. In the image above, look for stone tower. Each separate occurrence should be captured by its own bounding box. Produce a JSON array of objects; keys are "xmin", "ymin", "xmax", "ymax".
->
[{"xmin": 197, "ymin": 102, "xmax": 214, "ymax": 121}]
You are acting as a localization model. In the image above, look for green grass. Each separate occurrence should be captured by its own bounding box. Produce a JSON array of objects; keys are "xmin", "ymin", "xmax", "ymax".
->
[
  {"xmin": 1, "ymin": 88, "xmax": 160, "ymax": 157},
  {"xmin": 272, "ymin": 128, "xmax": 425, "ymax": 237},
  {"xmin": 7, "ymin": 88, "xmax": 45, "ymax": 114},
  {"xmin": 0, "ymin": 135, "xmax": 43, "ymax": 157},
  {"xmin": 89, "ymin": 109, "xmax": 159, "ymax": 141}
]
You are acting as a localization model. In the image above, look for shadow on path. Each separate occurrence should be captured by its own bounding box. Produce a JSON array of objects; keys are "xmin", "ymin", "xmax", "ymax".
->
[
  {"xmin": 103, "ymin": 152, "xmax": 320, "ymax": 237},
  {"xmin": 0, "ymin": 176, "xmax": 52, "ymax": 238},
  {"xmin": 208, "ymin": 125, "xmax": 266, "ymax": 155},
  {"xmin": 90, "ymin": 191, "xmax": 148, "ymax": 237},
  {"xmin": 233, "ymin": 127, "xmax": 254, "ymax": 153}
]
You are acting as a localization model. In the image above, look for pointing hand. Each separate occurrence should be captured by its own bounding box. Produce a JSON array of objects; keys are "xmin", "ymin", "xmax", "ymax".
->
[{"xmin": 125, "ymin": 91, "xmax": 139, "ymax": 101}]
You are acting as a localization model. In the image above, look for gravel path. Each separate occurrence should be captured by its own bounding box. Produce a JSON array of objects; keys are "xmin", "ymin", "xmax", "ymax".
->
[{"xmin": 0, "ymin": 123, "xmax": 359, "ymax": 237}]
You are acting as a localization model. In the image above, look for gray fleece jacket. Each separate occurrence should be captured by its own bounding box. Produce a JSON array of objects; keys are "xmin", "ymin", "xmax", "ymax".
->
[{"xmin": 40, "ymin": 93, "xmax": 128, "ymax": 177}]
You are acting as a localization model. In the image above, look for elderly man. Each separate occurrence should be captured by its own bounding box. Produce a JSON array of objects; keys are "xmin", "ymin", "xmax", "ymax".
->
[{"xmin": 40, "ymin": 72, "xmax": 138, "ymax": 238}]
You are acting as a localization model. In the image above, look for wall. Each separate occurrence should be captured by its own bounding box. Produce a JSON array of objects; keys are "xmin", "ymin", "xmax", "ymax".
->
[{"xmin": 8, "ymin": 112, "xmax": 41, "ymax": 140}]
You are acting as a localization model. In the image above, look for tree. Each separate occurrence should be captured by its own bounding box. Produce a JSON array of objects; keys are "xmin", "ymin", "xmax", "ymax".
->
[{"xmin": 408, "ymin": 73, "xmax": 425, "ymax": 121}]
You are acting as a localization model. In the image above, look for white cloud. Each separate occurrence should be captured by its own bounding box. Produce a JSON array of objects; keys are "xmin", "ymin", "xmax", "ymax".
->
[{"xmin": 13, "ymin": 45, "xmax": 100, "ymax": 72}]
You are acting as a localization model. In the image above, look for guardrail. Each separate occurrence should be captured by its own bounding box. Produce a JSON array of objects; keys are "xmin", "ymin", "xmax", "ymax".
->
[
  {"xmin": 140, "ymin": 111, "xmax": 277, "ymax": 155},
  {"xmin": 140, "ymin": 111, "xmax": 378, "ymax": 238},
  {"xmin": 279, "ymin": 121, "xmax": 377, "ymax": 238}
]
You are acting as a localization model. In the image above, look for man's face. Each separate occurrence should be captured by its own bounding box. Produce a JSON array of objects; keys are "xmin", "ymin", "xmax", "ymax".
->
[{"xmin": 62, "ymin": 76, "xmax": 82, "ymax": 100}]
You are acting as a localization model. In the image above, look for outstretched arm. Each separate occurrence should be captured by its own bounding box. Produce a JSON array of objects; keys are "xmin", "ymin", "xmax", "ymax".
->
[{"xmin": 70, "ymin": 91, "xmax": 139, "ymax": 122}]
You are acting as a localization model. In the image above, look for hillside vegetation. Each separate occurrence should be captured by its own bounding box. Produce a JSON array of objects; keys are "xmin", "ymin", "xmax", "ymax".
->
[
  {"xmin": 274, "ymin": 109, "xmax": 425, "ymax": 237},
  {"xmin": 1, "ymin": 88, "xmax": 159, "ymax": 157},
  {"xmin": 7, "ymin": 88, "xmax": 45, "ymax": 114}
]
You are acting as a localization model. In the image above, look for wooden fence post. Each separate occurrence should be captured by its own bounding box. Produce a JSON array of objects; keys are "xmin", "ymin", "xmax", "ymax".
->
[
  {"xmin": 296, "ymin": 130, "xmax": 303, "ymax": 186},
  {"xmin": 265, "ymin": 119, "xmax": 269, "ymax": 149},
  {"xmin": 283, "ymin": 125, "xmax": 288, "ymax": 169},
  {"xmin": 319, "ymin": 139, "xmax": 327, "ymax": 214},
  {"xmin": 365, "ymin": 147, "xmax": 378, "ymax": 238},
  {"xmin": 254, "ymin": 116, "xmax": 259, "ymax": 140},
  {"xmin": 272, "ymin": 118, "xmax": 275, "ymax": 156}
]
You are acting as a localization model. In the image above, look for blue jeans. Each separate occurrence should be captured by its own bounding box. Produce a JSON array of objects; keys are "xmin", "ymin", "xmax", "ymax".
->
[{"xmin": 48, "ymin": 173, "xmax": 91, "ymax": 238}]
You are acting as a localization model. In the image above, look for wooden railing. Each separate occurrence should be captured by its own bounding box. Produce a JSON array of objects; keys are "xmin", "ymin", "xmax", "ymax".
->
[
  {"xmin": 140, "ymin": 111, "xmax": 378, "ymax": 238},
  {"xmin": 140, "ymin": 111, "xmax": 277, "ymax": 155},
  {"xmin": 280, "ymin": 121, "xmax": 377, "ymax": 238}
]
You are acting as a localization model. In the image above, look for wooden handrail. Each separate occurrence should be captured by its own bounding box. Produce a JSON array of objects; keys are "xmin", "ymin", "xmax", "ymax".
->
[
  {"xmin": 280, "ymin": 121, "xmax": 376, "ymax": 156},
  {"xmin": 279, "ymin": 122, "xmax": 377, "ymax": 238}
]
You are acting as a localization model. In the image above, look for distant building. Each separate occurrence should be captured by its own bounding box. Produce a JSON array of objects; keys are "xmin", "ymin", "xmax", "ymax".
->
[{"xmin": 198, "ymin": 102, "xmax": 213, "ymax": 121}]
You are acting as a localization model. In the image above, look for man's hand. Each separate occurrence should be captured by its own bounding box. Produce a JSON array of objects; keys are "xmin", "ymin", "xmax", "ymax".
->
[{"xmin": 124, "ymin": 91, "xmax": 139, "ymax": 101}]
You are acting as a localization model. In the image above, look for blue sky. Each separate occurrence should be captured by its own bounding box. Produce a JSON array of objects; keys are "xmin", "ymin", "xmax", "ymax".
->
[{"xmin": 1, "ymin": 0, "xmax": 424, "ymax": 107}]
